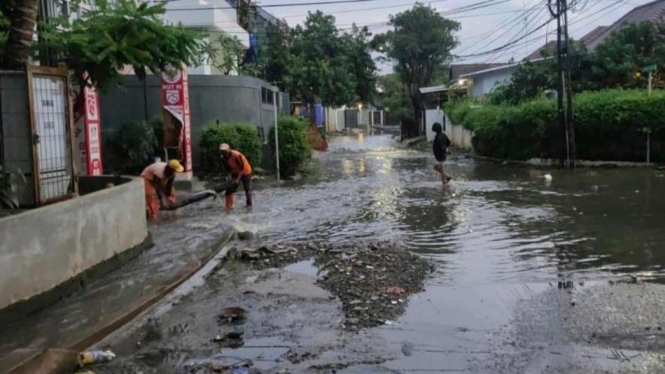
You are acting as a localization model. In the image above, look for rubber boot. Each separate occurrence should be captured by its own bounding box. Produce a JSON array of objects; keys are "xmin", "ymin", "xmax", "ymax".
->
[{"xmin": 225, "ymin": 194, "xmax": 234, "ymax": 212}]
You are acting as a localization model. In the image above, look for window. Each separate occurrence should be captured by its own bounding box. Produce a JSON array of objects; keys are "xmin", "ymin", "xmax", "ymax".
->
[{"xmin": 261, "ymin": 87, "xmax": 274, "ymax": 104}]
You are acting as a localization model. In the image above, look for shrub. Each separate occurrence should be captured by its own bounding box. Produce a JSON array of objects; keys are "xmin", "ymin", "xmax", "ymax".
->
[
  {"xmin": 447, "ymin": 89, "xmax": 665, "ymax": 162},
  {"xmin": 102, "ymin": 119, "xmax": 161, "ymax": 175},
  {"xmin": 199, "ymin": 122, "xmax": 262, "ymax": 175},
  {"xmin": 268, "ymin": 116, "xmax": 312, "ymax": 177}
]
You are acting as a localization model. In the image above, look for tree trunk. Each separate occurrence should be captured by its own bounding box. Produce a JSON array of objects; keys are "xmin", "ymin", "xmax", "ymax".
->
[{"xmin": 2, "ymin": 0, "xmax": 39, "ymax": 69}]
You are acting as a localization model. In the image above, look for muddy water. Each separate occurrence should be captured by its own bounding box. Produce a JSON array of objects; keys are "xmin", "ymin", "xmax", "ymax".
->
[
  {"xmin": 93, "ymin": 134, "xmax": 665, "ymax": 374},
  {"xmin": 231, "ymin": 134, "xmax": 665, "ymax": 373},
  {"xmin": 248, "ymin": 134, "xmax": 665, "ymax": 282}
]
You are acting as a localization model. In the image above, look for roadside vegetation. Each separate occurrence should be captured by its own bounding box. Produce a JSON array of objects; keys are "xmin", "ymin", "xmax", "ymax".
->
[
  {"xmin": 103, "ymin": 119, "xmax": 164, "ymax": 175},
  {"xmin": 269, "ymin": 116, "xmax": 312, "ymax": 178},
  {"xmin": 445, "ymin": 21, "xmax": 665, "ymax": 162},
  {"xmin": 199, "ymin": 123, "xmax": 262, "ymax": 176},
  {"xmin": 446, "ymin": 89, "xmax": 665, "ymax": 162}
]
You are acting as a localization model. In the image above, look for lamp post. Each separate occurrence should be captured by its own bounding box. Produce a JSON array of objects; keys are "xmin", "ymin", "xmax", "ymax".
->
[{"xmin": 273, "ymin": 88, "xmax": 280, "ymax": 181}]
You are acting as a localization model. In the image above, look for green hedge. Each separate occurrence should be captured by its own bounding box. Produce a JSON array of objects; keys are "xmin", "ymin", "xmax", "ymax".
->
[
  {"xmin": 268, "ymin": 116, "xmax": 312, "ymax": 177},
  {"xmin": 447, "ymin": 89, "xmax": 665, "ymax": 162},
  {"xmin": 199, "ymin": 123, "xmax": 262, "ymax": 175},
  {"xmin": 102, "ymin": 118, "xmax": 162, "ymax": 175}
]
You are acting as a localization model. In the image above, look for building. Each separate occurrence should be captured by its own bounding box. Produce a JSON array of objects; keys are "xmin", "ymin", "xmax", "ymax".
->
[
  {"xmin": 422, "ymin": 0, "xmax": 665, "ymax": 100},
  {"xmin": 163, "ymin": 0, "xmax": 250, "ymax": 75}
]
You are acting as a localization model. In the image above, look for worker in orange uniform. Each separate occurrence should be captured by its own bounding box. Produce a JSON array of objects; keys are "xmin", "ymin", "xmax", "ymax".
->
[
  {"xmin": 219, "ymin": 143, "xmax": 253, "ymax": 211},
  {"xmin": 141, "ymin": 159, "xmax": 184, "ymax": 221}
]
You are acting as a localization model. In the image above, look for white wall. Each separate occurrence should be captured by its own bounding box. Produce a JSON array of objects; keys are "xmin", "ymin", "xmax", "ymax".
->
[
  {"xmin": 165, "ymin": 0, "xmax": 250, "ymax": 48},
  {"xmin": 467, "ymin": 66, "xmax": 517, "ymax": 98}
]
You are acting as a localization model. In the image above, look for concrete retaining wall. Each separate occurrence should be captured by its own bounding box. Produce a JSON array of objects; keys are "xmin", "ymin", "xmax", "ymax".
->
[{"xmin": 0, "ymin": 177, "xmax": 148, "ymax": 310}]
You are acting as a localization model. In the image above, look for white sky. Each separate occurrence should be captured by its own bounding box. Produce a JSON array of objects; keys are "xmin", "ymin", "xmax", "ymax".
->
[{"xmin": 259, "ymin": 0, "xmax": 655, "ymax": 74}]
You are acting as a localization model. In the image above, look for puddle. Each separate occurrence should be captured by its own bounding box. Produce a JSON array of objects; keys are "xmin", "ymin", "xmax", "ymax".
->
[{"xmin": 284, "ymin": 259, "xmax": 320, "ymax": 277}]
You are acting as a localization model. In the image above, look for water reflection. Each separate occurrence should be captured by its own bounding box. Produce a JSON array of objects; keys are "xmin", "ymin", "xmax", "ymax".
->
[{"xmin": 243, "ymin": 134, "xmax": 665, "ymax": 283}]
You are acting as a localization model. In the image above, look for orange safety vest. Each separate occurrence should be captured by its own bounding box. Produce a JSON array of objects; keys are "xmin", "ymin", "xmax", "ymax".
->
[{"xmin": 226, "ymin": 150, "xmax": 252, "ymax": 176}]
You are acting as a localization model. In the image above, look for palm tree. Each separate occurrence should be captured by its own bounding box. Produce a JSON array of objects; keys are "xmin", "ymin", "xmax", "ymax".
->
[{"xmin": 2, "ymin": 0, "xmax": 39, "ymax": 69}]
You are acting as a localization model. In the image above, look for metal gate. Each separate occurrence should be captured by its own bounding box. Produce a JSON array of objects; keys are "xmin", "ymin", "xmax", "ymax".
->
[
  {"xmin": 344, "ymin": 109, "xmax": 358, "ymax": 128},
  {"xmin": 28, "ymin": 66, "xmax": 77, "ymax": 204}
]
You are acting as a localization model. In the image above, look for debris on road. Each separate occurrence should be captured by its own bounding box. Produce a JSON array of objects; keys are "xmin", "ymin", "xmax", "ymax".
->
[
  {"xmin": 230, "ymin": 241, "xmax": 433, "ymax": 330},
  {"xmin": 218, "ymin": 306, "xmax": 247, "ymax": 322},
  {"xmin": 78, "ymin": 350, "xmax": 116, "ymax": 367}
]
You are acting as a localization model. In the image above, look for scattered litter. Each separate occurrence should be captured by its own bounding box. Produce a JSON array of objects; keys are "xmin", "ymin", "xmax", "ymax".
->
[
  {"xmin": 218, "ymin": 307, "xmax": 247, "ymax": 322},
  {"xmin": 78, "ymin": 350, "xmax": 116, "ymax": 367},
  {"xmin": 386, "ymin": 287, "xmax": 406, "ymax": 295},
  {"xmin": 401, "ymin": 342, "xmax": 414, "ymax": 356},
  {"xmin": 544, "ymin": 174, "xmax": 553, "ymax": 181},
  {"xmin": 245, "ymin": 275, "xmax": 259, "ymax": 284},
  {"xmin": 384, "ymin": 320, "xmax": 394, "ymax": 326}
]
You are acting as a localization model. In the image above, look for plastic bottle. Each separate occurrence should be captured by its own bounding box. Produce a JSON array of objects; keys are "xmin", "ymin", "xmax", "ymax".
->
[{"xmin": 78, "ymin": 350, "xmax": 116, "ymax": 366}]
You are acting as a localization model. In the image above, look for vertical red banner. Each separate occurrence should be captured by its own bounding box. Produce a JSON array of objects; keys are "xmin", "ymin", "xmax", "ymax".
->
[
  {"xmin": 160, "ymin": 67, "xmax": 192, "ymax": 172},
  {"xmin": 81, "ymin": 83, "xmax": 103, "ymax": 176}
]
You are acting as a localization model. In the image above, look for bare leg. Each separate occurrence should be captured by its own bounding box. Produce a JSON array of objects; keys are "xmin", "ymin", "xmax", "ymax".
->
[{"xmin": 440, "ymin": 163, "xmax": 451, "ymax": 185}]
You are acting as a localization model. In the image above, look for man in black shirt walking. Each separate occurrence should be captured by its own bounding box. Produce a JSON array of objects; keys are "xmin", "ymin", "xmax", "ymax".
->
[{"xmin": 432, "ymin": 122, "xmax": 452, "ymax": 185}]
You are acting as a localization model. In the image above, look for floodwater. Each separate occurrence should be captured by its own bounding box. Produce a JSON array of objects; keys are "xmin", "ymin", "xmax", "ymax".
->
[
  {"xmin": 249, "ymin": 134, "xmax": 665, "ymax": 283},
  {"xmin": 236, "ymin": 134, "xmax": 665, "ymax": 373},
  {"xmin": 92, "ymin": 133, "xmax": 665, "ymax": 374}
]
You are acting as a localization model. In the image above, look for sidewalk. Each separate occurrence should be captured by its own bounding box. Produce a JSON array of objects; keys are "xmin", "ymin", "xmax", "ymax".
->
[{"xmin": 0, "ymin": 199, "xmax": 235, "ymax": 374}]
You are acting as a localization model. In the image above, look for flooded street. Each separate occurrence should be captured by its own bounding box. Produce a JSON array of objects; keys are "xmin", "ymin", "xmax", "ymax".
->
[
  {"xmin": 98, "ymin": 134, "xmax": 665, "ymax": 373},
  {"xmin": 248, "ymin": 134, "xmax": 665, "ymax": 283}
]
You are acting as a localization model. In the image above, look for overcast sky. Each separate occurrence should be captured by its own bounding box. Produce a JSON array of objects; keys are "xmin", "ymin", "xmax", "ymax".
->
[{"xmin": 262, "ymin": 0, "xmax": 655, "ymax": 73}]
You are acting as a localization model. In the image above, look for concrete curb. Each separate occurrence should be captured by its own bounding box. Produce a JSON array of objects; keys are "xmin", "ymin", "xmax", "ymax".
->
[
  {"xmin": 471, "ymin": 154, "xmax": 664, "ymax": 169},
  {"xmin": 6, "ymin": 230, "xmax": 236, "ymax": 374}
]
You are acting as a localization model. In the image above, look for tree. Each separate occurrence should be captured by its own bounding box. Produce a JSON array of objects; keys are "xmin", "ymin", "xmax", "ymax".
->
[
  {"xmin": 376, "ymin": 4, "xmax": 460, "ymax": 133},
  {"xmin": 210, "ymin": 33, "xmax": 245, "ymax": 75},
  {"xmin": 1, "ymin": 0, "xmax": 39, "ymax": 69},
  {"xmin": 593, "ymin": 22, "xmax": 665, "ymax": 89},
  {"xmin": 286, "ymin": 11, "xmax": 356, "ymax": 107},
  {"xmin": 38, "ymin": 0, "xmax": 205, "ymax": 90},
  {"xmin": 341, "ymin": 25, "xmax": 377, "ymax": 104},
  {"xmin": 491, "ymin": 40, "xmax": 596, "ymax": 104},
  {"xmin": 257, "ymin": 22, "xmax": 291, "ymax": 86},
  {"xmin": 377, "ymin": 73, "xmax": 413, "ymax": 122}
]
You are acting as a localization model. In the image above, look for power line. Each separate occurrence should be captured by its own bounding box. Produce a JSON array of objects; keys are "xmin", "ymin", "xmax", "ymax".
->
[
  {"xmin": 163, "ymin": 0, "xmax": 384, "ymax": 11},
  {"xmin": 455, "ymin": 15, "xmax": 554, "ymax": 58},
  {"xmin": 453, "ymin": 0, "xmax": 545, "ymax": 54},
  {"xmin": 456, "ymin": 0, "xmax": 545, "ymax": 55},
  {"xmin": 335, "ymin": 0, "xmax": 518, "ymax": 31},
  {"xmin": 457, "ymin": 0, "xmax": 626, "ymax": 62}
]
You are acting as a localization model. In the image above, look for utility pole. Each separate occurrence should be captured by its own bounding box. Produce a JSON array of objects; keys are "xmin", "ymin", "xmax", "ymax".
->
[
  {"xmin": 273, "ymin": 88, "xmax": 280, "ymax": 181},
  {"xmin": 549, "ymin": 0, "xmax": 574, "ymax": 168},
  {"xmin": 562, "ymin": 0, "xmax": 575, "ymax": 168}
]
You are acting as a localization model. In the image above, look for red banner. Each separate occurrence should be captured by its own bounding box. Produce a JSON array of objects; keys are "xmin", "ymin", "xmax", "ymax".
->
[
  {"xmin": 160, "ymin": 67, "xmax": 192, "ymax": 172},
  {"xmin": 75, "ymin": 81, "xmax": 103, "ymax": 176}
]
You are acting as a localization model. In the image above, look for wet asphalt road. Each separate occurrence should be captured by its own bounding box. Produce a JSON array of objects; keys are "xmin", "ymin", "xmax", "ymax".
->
[{"xmin": 98, "ymin": 134, "xmax": 665, "ymax": 373}]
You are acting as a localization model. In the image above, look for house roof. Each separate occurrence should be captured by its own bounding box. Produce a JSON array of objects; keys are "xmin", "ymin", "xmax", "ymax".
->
[
  {"xmin": 526, "ymin": 0, "xmax": 665, "ymax": 58},
  {"xmin": 459, "ymin": 57, "xmax": 547, "ymax": 78},
  {"xmin": 579, "ymin": 25, "xmax": 609, "ymax": 46},
  {"xmin": 584, "ymin": 0, "xmax": 665, "ymax": 50},
  {"xmin": 448, "ymin": 63, "xmax": 508, "ymax": 81},
  {"xmin": 525, "ymin": 40, "xmax": 556, "ymax": 61},
  {"xmin": 524, "ymin": 26, "xmax": 609, "ymax": 61}
]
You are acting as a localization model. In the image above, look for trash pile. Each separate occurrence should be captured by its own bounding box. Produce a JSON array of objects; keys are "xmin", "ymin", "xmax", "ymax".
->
[{"xmin": 232, "ymin": 241, "xmax": 433, "ymax": 330}]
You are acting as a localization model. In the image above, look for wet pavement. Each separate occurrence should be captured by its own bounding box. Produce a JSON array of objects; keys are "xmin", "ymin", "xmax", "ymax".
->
[
  {"xmin": 0, "ymin": 200, "xmax": 235, "ymax": 373},
  {"xmin": 20, "ymin": 134, "xmax": 665, "ymax": 373}
]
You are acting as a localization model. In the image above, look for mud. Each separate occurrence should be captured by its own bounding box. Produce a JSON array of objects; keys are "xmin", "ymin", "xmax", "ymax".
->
[
  {"xmin": 230, "ymin": 242, "xmax": 433, "ymax": 330},
  {"xmin": 91, "ymin": 250, "xmax": 400, "ymax": 374}
]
